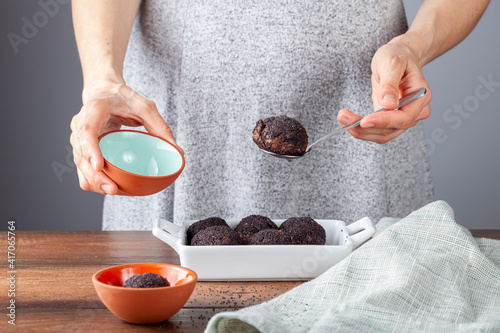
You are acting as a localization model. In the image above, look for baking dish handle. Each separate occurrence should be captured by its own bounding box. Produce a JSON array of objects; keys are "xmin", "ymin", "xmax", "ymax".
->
[
  {"xmin": 152, "ymin": 218, "xmax": 184, "ymax": 253},
  {"xmin": 346, "ymin": 217, "xmax": 376, "ymax": 249}
]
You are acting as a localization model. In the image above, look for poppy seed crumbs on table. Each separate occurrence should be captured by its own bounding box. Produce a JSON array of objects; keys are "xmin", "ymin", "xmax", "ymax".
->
[{"xmin": 123, "ymin": 272, "xmax": 170, "ymax": 288}]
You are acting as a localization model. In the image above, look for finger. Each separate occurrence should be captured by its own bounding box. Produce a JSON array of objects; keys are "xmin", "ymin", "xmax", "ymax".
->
[
  {"xmin": 69, "ymin": 131, "xmax": 78, "ymax": 153},
  {"xmin": 70, "ymin": 113, "xmax": 79, "ymax": 133},
  {"xmin": 374, "ymin": 56, "xmax": 406, "ymax": 110},
  {"xmin": 360, "ymin": 97, "xmax": 427, "ymax": 130},
  {"xmin": 72, "ymin": 105, "xmax": 116, "ymax": 195},
  {"xmin": 348, "ymin": 128, "xmax": 406, "ymax": 144},
  {"xmin": 71, "ymin": 131, "xmax": 85, "ymax": 178},
  {"xmin": 416, "ymin": 104, "xmax": 431, "ymax": 122},
  {"xmin": 116, "ymin": 188, "xmax": 131, "ymax": 196},
  {"xmin": 133, "ymin": 97, "xmax": 184, "ymax": 155},
  {"xmin": 337, "ymin": 109, "xmax": 363, "ymax": 128},
  {"xmin": 70, "ymin": 115, "xmax": 83, "ymax": 157},
  {"xmin": 338, "ymin": 109, "xmax": 406, "ymax": 142},
  {"xmin": 77, "ymin": 162, "xmax": 130, "ymax": 196},
  {"xmin": 78, "ymin": 156, "xmax": 118, "ymax": 195},
  {"xmin": 70, "ymin": 132, "xmax": 84, "ymax": 179},
  {"xmin": 76, "ymin": 168, "xmax": 92, "ymax": 192},
  {"xmin": 70, "ymin": 111, "xmax": 88, "ymax": 160},
  {"xmin": 77, "ymin": 100, "xmax": 110, "ymax": 172},
  {"xmin": 344, "ymin": 126, "xmax": 399, "ymax": 136},
  {"xmin": 338, "ymin": 109, "xmax": 393, "ymax": 139}
]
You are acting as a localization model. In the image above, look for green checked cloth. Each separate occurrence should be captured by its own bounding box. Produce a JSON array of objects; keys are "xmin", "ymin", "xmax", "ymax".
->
[{"xmin": 205, "ymin": 201, "xmax": 500, "ymax": 333}]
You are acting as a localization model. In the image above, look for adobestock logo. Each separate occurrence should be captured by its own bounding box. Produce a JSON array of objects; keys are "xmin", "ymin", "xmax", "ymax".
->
[
  {"xmin": 52, "ymin": 144, "xmax": 75, "ymax": 183},
  {"xmin": 7, "ymin": 0, "xmax": 70, "ymax": 54}
]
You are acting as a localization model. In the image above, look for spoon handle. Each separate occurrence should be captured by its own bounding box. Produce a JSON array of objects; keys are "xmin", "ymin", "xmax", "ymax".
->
[{"xmin": 306, "ymin": 87, "xmax": 427, "ymax": 152}]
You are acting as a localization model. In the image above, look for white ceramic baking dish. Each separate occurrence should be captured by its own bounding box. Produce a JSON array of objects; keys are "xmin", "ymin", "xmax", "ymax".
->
[{"xmin": 152, "ymin": 217, "xmax": 375, "ymax": 281}]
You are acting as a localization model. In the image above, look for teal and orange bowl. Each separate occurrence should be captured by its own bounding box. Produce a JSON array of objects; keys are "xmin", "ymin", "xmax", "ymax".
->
[
  {"xmin": 92, "ymin": 263, "xmax": 197, "ymax": 324},
  {"xmin": 98, "ymin": 130, "xmax": 185, "ymax": 196}
]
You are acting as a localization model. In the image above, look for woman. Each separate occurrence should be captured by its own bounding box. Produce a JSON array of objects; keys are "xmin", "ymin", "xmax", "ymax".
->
[{"xmin": 70, "ymin": 0, "xmax": 489, "ymax": 230}]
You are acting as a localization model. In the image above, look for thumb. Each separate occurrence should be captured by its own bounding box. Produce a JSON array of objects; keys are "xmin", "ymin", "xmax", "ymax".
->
[
  {"xmin": 376, "ymin": 60, "xmax": 405, "ymax": 110},
  {"xmin": 377, "ymin": 80, "xmax": 400, "ymax": 110},
  {"xmin": 137, "ymin": 100, "xmax": 184, "ymax": 155}
]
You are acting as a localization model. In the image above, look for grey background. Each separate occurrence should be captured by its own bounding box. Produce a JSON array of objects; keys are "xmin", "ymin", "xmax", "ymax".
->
[{"xmin": 1, "ymin": 0, "xmax": 499, "ymax": 230}]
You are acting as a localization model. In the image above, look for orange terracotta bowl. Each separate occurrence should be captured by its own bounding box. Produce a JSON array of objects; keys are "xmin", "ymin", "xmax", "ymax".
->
[
  {"xmin": 92, "ymin": 263, "xmax": 197, "ymax": 324},
  {"xmin": 98, "ymin": 130, "xmax": 185, "ymax": 196}
]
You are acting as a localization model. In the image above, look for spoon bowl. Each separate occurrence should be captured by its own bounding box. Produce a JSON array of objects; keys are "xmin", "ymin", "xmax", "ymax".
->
[{"xmin": 259, "ymin": 88, "xmax": 427, "ymax": 161}]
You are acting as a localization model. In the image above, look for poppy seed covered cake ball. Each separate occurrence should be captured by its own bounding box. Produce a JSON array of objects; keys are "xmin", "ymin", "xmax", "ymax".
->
[
  {"xmin": 235, "ymin": 215, "xmax": 278, "ymax": 244},
  {"xmin": 186, "ymin": 217, "xmax": 228, "ymax": 244},
  {"xmin": 252, "ymin": 115, "xmax": 308, "ymax": 156},
  {"xmin": 248, "ymin": 229, "xmax": 294, "ymax": 245},
  {"xmin": 191, "ymin": 225, "xmax": 242, "ymax": 246},
  {"xmin": 280, "ymin": 217, "xmax": 326, "ymax": 245},
  {"xmin": 123, "ymin": 272, "xmax": 170, "ymax": 288}
]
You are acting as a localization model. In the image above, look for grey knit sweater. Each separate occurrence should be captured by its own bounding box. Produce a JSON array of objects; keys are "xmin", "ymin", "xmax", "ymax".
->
[{"xmin": 103, "ymin": 0, "xmax": 434, "ymax": 230}]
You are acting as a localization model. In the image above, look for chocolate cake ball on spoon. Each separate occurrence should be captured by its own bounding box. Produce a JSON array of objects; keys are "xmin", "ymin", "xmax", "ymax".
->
[{"xmin": 252, "ymin": 115, "xmax": 308, "ymax": 156}]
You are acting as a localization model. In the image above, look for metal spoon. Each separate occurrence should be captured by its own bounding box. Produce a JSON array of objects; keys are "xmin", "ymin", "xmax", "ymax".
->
[{"xmin": 259, "ymin": 87, "xmax": 427, "ymax": 161}]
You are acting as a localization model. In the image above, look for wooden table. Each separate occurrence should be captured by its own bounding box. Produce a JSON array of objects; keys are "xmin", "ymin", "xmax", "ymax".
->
[{"xmin": 2, "ymin": 230, "xmax": 499, "ymax": 332}]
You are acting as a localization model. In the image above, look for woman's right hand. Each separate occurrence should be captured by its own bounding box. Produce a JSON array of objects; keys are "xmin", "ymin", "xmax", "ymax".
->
[{"xmin": 70, "ymin": 81, "xmax": 181, "ymax": 195}]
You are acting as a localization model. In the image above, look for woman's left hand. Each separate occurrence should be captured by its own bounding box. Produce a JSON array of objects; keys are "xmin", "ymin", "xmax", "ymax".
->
[{"xmin": 337, "ymin": 38, "xmax": 432, "ymax": 144}]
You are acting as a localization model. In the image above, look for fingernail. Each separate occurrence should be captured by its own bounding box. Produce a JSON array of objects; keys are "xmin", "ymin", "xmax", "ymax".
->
[
  {"xmin": 383, "ymin": 94, "xmax": 397, "ymax": 104},
  {"xmin": 363, "ymin": 123, "xmax": 376, "ymax": 128},
  {"xmin": 101, "ymin": 184, "xmax": 113, "ymax": 195},
  {"xmin": 90, "ymin": 157, "xmax": 98, "ymax": 171},
  {"xmin": 338, "ymin": 117, "xmax": 351, "ymax": 127}
]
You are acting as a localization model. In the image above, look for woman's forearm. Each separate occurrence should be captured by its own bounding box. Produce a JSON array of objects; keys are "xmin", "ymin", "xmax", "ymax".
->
[
  {"xmin": 72, "ymin": 0, "xmax": 140, "ymax": 101},
  {"xmin": 392, "ymin": 0, "xmax": 490, "ymax": 67}
]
